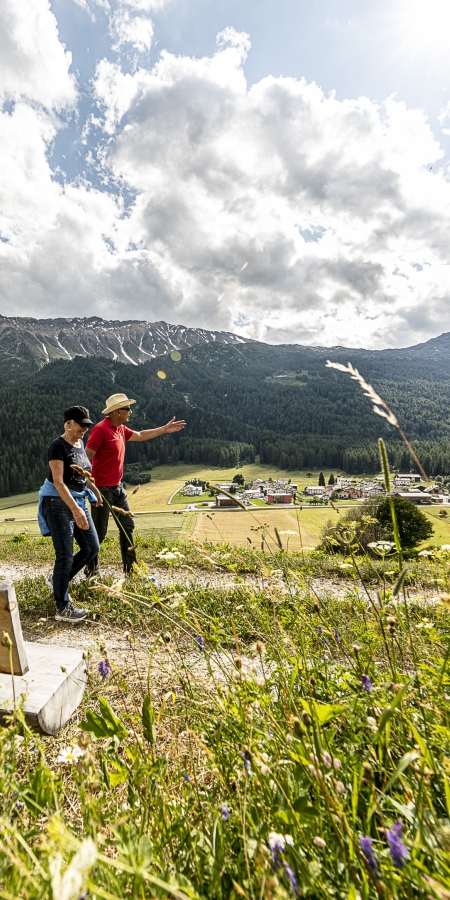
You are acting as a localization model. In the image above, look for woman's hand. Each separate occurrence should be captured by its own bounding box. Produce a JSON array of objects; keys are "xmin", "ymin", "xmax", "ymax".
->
[
  {"xmin": 73, "ymin": 506, "xmax": 89, "ymax": 530},
  {"xmin": 89, "ymin": 484, "xmax": 103, "ymax": 507}
]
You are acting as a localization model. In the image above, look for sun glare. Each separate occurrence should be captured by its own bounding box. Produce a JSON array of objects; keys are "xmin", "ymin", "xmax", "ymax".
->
[{"xmin": 405, "ymin": 0, "xmax": 450, "ymax": 50}]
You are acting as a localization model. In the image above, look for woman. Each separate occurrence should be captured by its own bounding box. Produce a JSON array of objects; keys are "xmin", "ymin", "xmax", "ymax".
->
[{"xmin": 38, "ymin": 406, "xmax": 102, "ymax": 622}]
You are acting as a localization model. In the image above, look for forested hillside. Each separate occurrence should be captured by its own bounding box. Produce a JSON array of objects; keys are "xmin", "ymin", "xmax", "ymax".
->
[{"xmin": 1, "ymin": 340, "xmax": 450, "ymax": 495}]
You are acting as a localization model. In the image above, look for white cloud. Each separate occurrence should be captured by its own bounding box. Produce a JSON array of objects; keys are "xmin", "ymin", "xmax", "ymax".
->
[
  {"xmin": 111, "ymin": 10, "xmax": 154, "ymax": 52},
  {"xmin": 0, "ymin": 0, "xmax": 76, "ymax": 109},
  {"xmin": 2, "ymin": 22, "xmax": 450, "ymax": 349}
]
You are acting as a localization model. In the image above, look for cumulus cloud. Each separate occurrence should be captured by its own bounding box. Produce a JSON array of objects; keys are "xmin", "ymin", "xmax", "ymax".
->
[
  {"xmin": 1, "ymin": 18, "xmax": 450, "ymax": 349},
  {"xmin": 0, "ymin": 0, "xmax": 76, "ymax": 109}
]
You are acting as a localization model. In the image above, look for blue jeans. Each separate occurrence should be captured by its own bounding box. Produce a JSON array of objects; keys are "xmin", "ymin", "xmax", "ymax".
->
[{"xmin": 42, "ymin": 496, "xmax": 100, "ymax": 610}]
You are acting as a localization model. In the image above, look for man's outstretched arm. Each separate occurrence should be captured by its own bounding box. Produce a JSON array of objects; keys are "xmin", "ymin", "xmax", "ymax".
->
[{"xmin": 128, "ymin": 417, "xmax": 186, "ymax": 443}]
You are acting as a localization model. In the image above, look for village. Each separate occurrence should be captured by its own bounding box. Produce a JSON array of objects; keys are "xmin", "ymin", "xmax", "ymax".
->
[{"xmin": 181, "ymin": 471, "xmax": 450, "ymax": 508}]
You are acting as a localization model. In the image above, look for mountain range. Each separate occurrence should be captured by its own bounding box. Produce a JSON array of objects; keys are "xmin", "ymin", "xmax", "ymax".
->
[
  {"xmin": 1, "ymin": 316, "xmax": 450, "ymax": 495},
  {"xmin": 0, "ymin": 315, "xmax": 248, "ymax": 381}
]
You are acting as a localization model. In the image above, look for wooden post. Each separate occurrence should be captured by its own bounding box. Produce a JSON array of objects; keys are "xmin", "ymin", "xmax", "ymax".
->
[
  {"xmin": 0, "ymin": 580, "xmax": 88, "ymax": 735},
  {"xmin": 0, "ymin": 580, "xmax": 29, "ymax": 675}
]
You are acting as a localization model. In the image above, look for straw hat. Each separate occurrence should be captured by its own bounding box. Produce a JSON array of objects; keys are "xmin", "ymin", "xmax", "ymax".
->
[{"xmin": 102, "ymin": 393, "xmax": 136, "ymax": 415}]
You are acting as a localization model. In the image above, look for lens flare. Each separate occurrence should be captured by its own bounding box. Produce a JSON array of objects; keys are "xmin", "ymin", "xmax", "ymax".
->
[
  {"xmin": 157, "ymin": 370, "xmax": 167, "ymax": 380},
  {"xmin": 240, "ymin": 261, "xmax": 249, "ymax": 272},
  {"xmin": 170, "ymin": 350, "xmax": 182, "ymax": 361}
]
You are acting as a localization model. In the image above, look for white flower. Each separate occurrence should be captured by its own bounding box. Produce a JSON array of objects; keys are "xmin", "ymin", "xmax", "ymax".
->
[
  {"xmin": 441, "ymin": 545, "xmax": 450, "ymax": 551},
  {"xmin": 333, "ymin": 758, "xmax": 341, "ymax": 770},
  {"xmin": 366, "ymin": 716, "xmax": 377, "ymax": 731},
  {"xmin": 49, "ymin": 838, "xmax": 96, "ymax": 900},
  {"xmin": 335, "ymin": 781, "xmax": 345, "ymax": 795},
  {"xmin": 261, "ymin": 752, "xmax": 269, "ymax": 763},
  {"xmin": 284, "ymin": 834, "xmax": 294, "ymax": 847},
  {"xmin": 313, "ymin": 836, "xmax": 326, "ymax": 848},
  {"xmin": 56, "ymin": 746, "xmax": 85, "ymax": 765},
  {"xmin": 308, "ymin": 764, "xmax": 320, "ymax": 778},
  {"xmin": 260, "ymin": 764, "xmax": 270, "ymax": 776},
  {"xmin": 268, "ymin": 832, "xmax": 286, "ymax": 851},
  {"xmin": 338, "ymin": 563, "xmax": 353, "ymax": 569},
  {"xmin": 418, "ymin": 550, "xmax": 433, "ymax": 557}
]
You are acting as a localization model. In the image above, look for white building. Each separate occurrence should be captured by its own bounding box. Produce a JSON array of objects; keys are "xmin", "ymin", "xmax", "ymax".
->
[
  {"xmin": 305, "ymin": 486, "xmax": 326, "ymax": 496},
  {"xmin": 183, "ymin": 484, "xmax": 202, "ymax": 496},
  {"xmin": 336, "ymin": 477, "xmax": 352, "ymax": 489}
]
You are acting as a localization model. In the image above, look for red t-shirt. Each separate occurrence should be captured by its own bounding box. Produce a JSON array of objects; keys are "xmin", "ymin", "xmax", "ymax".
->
[{"xmin": 86, "ymin": 418, "xmax": 133, "ymax": 487}]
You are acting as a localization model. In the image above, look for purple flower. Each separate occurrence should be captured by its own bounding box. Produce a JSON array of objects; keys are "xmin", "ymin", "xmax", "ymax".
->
[
  {"xmin": 241, "ymin": 752, "xmax": 253, "ymax": 777},
  {"xmin": 220, "ymin": 804, "xmax": 230, "ymax": 821},
  {"xmin": 183, "ymin": 772, "xmax": 191, "ymax": 783},
  {"xmin": 386, "ymin": 821, "xmax": 409, "ymax": 869},
  {"xmin": 97, "ymin": 659, "xmax": 111, "ymax": 681},
  {"xmin": 317, "ymin": 626, "xmax": 323, "ymax": 635},
  {"xmin": 284, "ymin": 863, "xmax": 298, "ymax": 897},
  {"xmin": 334, "ymin": 629, "xmax": 341, "ymax": 643},
  {"xmin": 360, "ymin": 836, "xmax": 378, "ymax": 874},
  {"xmin": 195, "ymin": 635, "xmax": 205, "ymax": 650},
  {"xmin": 361, "ymin": 674, "xmax": 373, "ymax": 692},
  {"xmin": 15, "ymin": 801, "xmax": 25, "ymax": 810}
]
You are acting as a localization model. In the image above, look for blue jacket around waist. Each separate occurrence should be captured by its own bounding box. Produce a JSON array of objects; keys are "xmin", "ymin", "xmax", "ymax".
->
[{"xmin": 38, "ymin": 478, "xmax": 97, "ymax": 537}]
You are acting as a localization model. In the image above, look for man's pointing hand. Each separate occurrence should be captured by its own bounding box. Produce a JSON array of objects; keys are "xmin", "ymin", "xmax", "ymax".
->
[{"xmin": 164, "ymin": 417, "xmax": 186, "ymax": 433}]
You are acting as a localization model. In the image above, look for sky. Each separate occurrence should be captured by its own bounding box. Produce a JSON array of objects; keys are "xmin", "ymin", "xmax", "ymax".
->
[{"xmin": 2, "ymin": 0, "xmax": 450, "ymax": 348}]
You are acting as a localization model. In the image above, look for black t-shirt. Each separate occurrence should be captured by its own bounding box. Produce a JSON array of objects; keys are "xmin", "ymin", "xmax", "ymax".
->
[{"xmin": 48, "ymin": 436, "xmax": 92, "ymax": 492}]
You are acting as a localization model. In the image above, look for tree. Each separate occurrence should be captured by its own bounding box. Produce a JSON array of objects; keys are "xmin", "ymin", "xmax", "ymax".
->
[
  {"xmin": 328, "ymin": 473, "xmax": 335, "ymax": 485},
  {"xmin": 376, "ymin": 497, "xmax": 434, "ymax": 549},
  {"xmin": 318, "ymin": 471, "xmax": 325, "ymax": 486},
  {"xmin": 233, "ymin": 473, "xmax": 245, "ymax": 485}
]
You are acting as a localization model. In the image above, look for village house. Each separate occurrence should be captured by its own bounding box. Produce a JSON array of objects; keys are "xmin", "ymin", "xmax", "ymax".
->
[
  {"xmin": 304, "ymin": 486, "xmax": 326, "ymax": 496},
  {"xmin": 215, "ymin": 494, "xmax": 240, "ymax": 508},
  {"xmin": 183, "ymin": 484, "xmax": 202, "ymax": 497},
  {"xmin": 267, "ymin": 492, "xmax": 293, "ymax": 504}
]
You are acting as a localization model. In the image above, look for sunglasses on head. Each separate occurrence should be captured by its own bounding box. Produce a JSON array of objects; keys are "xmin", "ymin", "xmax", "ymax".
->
[{"xmin": 119, "ymin": 406, "xmax": 131, "ymax": 411}]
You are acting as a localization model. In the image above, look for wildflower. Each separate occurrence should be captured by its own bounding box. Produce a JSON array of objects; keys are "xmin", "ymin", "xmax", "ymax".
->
[
  {"xmin": 338, "ymin": 562, "xmax": 353, "ymax": 569},
  {"xmin": 313, "ymin": 836, "xmax": 326, "ymax": 848},
  {"xmin": 49, "ymin": 837, "xmax": 96, "ymax": 900},
  {"xmin": 368, "ymin": 541, "xmax": 396, "ymax": 554},
  {"xmin": 334, "ymin": 629, "xmax": 341, "ymax": 642},
  {"xmin": 256, "ymin": 640, "xmax": 266, "ymax": 656},
  {"xmin": 317, "ymin": 626, "xmax": 323, "ymax": 635},
  {"xmin": 15, "ymin": 800, "xmax": 25, "ymax": 810},
  {"xmin": 183, "ymin": 773, "xmax": 191, "ymax": 783},
  {"xmin": 260, "ymin": 764, "xmax": 270, "ymax": 776},
  {"xmin": 333, "ymin": 758, "xmax": 341, "ymax": 770},
  {"xmin": 241, "ymin": 753, "xmax": 253, "ymax": 777},
  {"xmin": 418, "ymin": 550, "xmax": 433, "ymax": 557},
  {"xmin": 57, "ymin": 745, "xmax": 85, "ymax": 765},
  {"xmin": 361, "ymin": 674, "xmax": 374, "ymax": 692},
  {"xmin": 286, "ymin": 733, "xmax": 293, "ymax": 744},
  {"xmin": 386, "ymin": 821, "xmax": 409, "ymax": 869},
  {"xmin": 335, "ymin": 781, "xmax": 345, "ymax": 795},
  {"xmin": 360, "ymin": 836, "xmax": 379, "ymax": 874},
  {"xmin": 219, "ymin": 804, "xmax": 230, "ymax": 821},
  {"xmin": 97, "ymin": 660, "xmax": 111, "ymax": 681},
  {"xmin": 322, "ymin": 751, "xmax": 332, "ymax": 768},
  {"xmin": 308, "ymin": 764, "xmax": 320, "ymax": 778},
  {"xmin": 367, "ymin": 716, "xmax": 377, "ymax": 731},
  {"xmin": 269, "ymin": 779, "xmax": 277, "ymax": 791},
  {"xmin": 195, "ymin": 635, "xmax": 205, "ymax": 650},
  {"xmin": 284, "ymin": 862, "xmax": 298, "ymax": 897}
]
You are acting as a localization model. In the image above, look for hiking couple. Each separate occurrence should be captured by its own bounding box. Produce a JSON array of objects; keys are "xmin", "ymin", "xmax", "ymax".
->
[{"xmin": 38, "ymin": 393, "xmax": 185, "ymax": 622}]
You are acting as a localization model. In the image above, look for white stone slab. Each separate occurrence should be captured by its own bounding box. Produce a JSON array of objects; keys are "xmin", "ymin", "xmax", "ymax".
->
[{"xmin": 0, "ymin": 642, "xmax": 88, "ymax": 735}]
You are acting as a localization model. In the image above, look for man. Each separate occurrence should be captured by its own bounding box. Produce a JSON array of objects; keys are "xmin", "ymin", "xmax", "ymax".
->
[{"xmin": 85, "ymin": 392, "xmax": 186, "ymax": 575}]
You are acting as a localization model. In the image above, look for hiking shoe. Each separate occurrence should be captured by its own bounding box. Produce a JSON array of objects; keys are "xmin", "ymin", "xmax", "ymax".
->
[{"xmin": 55, "ymin": 602, "xmax": 88, "ymax": 623}]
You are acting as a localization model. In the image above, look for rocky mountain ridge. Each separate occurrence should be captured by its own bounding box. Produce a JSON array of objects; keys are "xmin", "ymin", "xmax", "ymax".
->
[{"xmin": 0, "ymin": 315, "xmax": 248, "ymax": 381}]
